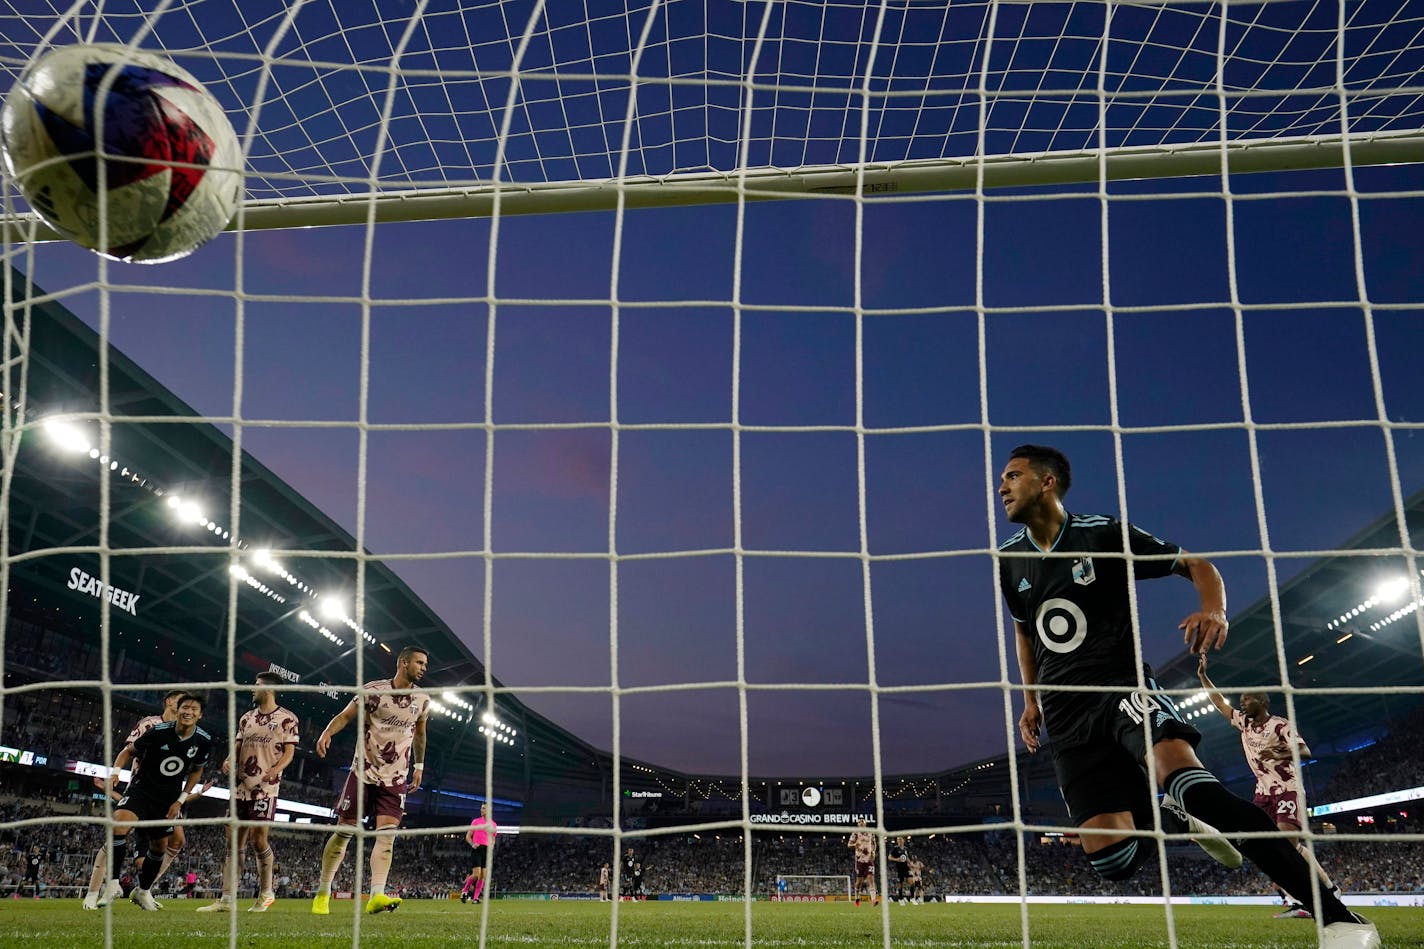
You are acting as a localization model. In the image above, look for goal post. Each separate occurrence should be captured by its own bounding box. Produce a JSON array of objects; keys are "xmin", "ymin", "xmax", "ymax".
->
[
  {"xmin": 770, "ymin": 874, "xmax": 853, "ymax": 903},
  {"xmin": 6, "ymin": 130, "xmax": 1422, "ymax": 240}
]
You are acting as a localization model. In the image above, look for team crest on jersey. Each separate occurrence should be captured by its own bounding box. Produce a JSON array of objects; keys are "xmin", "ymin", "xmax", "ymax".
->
[
  {"xmin": 1072, "ymin": 557, "xmax": 1096, "ymax": 586},
  {"xmin": 187, "ymin": 746, "xmax": 198, "ymax": 758}
]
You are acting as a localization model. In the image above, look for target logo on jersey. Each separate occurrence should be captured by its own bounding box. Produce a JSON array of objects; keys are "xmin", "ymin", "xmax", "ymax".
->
[
  {"xmin": 158, "ymin": 755, "xmax": 187, "ymax": 777},
  {"xmin": 1035, "ymin": 597, "xmax": 1088, "ymax": 654}
]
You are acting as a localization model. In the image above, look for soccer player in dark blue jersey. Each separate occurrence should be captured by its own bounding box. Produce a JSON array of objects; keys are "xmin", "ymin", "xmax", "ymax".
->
[
  {"xmin": 94, "ymin": 693, "xmax": 214, "ymax": 912},
  {"xmin": 996, "ymin": 445, "xmax": 1378, "ymax": 949}
]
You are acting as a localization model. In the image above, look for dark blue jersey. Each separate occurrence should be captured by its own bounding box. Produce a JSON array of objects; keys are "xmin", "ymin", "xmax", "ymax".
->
[
  {"xmin": 128, "ymin": 720, "xmax": 214, "ymax": 803},
  {"xmin": 997, "ymin": 513, "xmax": 1180, "ymax": 746}
]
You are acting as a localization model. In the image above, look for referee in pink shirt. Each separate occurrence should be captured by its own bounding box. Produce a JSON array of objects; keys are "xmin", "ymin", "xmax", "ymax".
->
[{"xmin": 460, "ymin": 804, "xmax": 497, "ymax": 904}]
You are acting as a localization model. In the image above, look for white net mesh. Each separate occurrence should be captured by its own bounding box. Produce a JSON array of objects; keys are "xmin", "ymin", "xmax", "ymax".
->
[{"xmin": 0, "ymin": 1, "xmax": 1422, "ymax": 948}]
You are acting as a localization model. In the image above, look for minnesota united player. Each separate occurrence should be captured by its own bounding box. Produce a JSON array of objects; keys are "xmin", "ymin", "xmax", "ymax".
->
[
  {"xmin": 997, "ymin": 445, "xmax": 1378, "ymax": 949},
  {"xmin": 94, "ymin": 693, "xmax": 215, "ymax": 911}
]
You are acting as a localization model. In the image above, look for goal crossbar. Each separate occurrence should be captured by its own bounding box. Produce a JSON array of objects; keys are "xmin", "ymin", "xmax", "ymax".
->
[{"xmin": 4, "ymin": 130, "xmax": 1419, "ymax": 243}]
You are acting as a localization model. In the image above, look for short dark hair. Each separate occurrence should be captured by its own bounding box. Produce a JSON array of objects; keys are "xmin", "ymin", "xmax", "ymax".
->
[
  {"xmin": 176, "ymin": 692, "xmax": 205, "ymax": 712},
  {"xmin": 254, "ymin": 671, "xmax": 284, "ymax": 686},
  {"xmin": 1242, "ymin": 691, "xmax": 1269, "ymax": 709},
  {"xmin": 397, "ymin": 645, "xmax": 429, "ymax": 665},
  {"xmin": 1009, "ymin": 444, "xmax": 1072, "ymax": 498},
  {"xmin": 163, "ymin": 689, "xmax": 186, "ymax": 703}
]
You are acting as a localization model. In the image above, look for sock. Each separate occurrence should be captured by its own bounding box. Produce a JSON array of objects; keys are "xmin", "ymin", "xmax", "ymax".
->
[
  {"xmin": 1087, "ymin": 836, "xmax": 1150, "ymax": 881},
  {"xmin": 87, "ymin": 847, "xmax": 107, "ymax": 895},
  {"xmin": 1165, "ymin": 768, "xmax": 1353, "ymax": 925},
  {"xmin": 462, "ymin": 874, "xmax": 474, "ymax": 894},
  {"xmin": 1296, "ymin": 842, "xmax": 1336, "ymax": 892},
  {"xmin": 111, "ymin": 836, "xmax": 129, "ymax": 878},
  {"xmin": 257, "ymin": 847, "xmax": 275, "ymax": 895},
  {"xmin": 319, "ymin": 832, "xmax": 352, "ymax": 893},
  {"xmin": 151, "ymin": 846, "xmax": 179, "ymax": 889},
  {"xmin": 473, "ymin": 877, "xmax": 485, "ymax": 900},
  {"xmin": 137, "ymin": 846, "xmax": 164, "ymax": 891},
  {"xmin": 369, "ymin": 836, "xmax": 394, "ymax": 897}
]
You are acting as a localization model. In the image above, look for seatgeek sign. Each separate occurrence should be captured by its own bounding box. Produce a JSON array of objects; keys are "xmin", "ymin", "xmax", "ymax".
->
[{"xmin": 67, "ymin": 566, "xmax": 140, "ymax": 615}]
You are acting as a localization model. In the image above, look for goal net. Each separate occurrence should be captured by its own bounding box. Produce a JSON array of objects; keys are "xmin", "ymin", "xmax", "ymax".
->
[
  {"xmin": 772, "ymin": 875, "xmax": 852, "ymax": 902},
  {"xmin": 1, "ymin": 0, "xmax": 1422, "ymax": 947}
]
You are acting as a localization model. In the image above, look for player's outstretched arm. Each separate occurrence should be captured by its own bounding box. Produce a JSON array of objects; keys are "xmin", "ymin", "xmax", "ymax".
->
[
  {"xmin": 1197, "ymin": 653, "xmax": 1234, "ymax": 720},
  {"xmin": 1173, "ymin": 552, "xmax": 1228, "ymax": 654},
  {"xmin": 315, "ymin": 699, "xmax": 359, "ymax": 758}
]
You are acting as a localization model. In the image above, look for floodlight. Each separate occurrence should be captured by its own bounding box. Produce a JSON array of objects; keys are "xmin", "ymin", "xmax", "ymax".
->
[
  {"xmin": 1375, "ymin": 576, "xmax": 1410, "ymax": 604},
  {"xmin": 320, "ymin": 596, "xmax": 346, "ymax": 621},
  {"xmin": 43, "ymin": 419, "xmax": 92, "ymax": 453}
]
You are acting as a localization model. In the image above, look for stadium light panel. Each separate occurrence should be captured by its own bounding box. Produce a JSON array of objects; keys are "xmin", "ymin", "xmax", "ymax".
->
[
  {"xmin": 1375, "ymin": 576, "xmax": 1410, "ymax": 604},
  {"xmin": 320, "ymin": 596, "xmax": 346, "ymax": 621},
  {"xmin": 43, "ymin": 419, "xmax": 92, "ymax": 453}
]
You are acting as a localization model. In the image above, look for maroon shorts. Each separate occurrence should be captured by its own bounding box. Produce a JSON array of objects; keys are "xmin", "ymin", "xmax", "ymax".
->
[
  {"xmin": 335, "ymin": 772, "xmax": 406, "ymax": 825},
  {"xmin": 854, "ymin": 860, "xmax": 874, "ymax": 879},
  {"xmin": 236, "ymin": 797, "xmax": 276, "ymax": 822},
  {"xmin": 1253, "ymin": 788, "xmax": 1305, "ymax": 830}
]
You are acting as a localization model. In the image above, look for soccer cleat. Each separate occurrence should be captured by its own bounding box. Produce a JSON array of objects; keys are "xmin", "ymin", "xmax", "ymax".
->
[
  {"xmin": 364, "ymin": 892, "xmax": 402, "ymax": 914},
  {"xmin": 130, "ymin": 887, "xmax": 160, "ymax": 911},
  {"xmin": 95, "ymin": 880, "xmax": 123, "ymax": 908},
  {"xmin": 248, "ymin": 892, "xmax": 276, "ymax": 912},
  {"xmin": 1321, "ymin": 914, "xmax": 1381, "ymax": 949},
  {"xmin": 1272, "ymin": 904, "xmax": 1312, "ymax": 919},
  {"xmin": 1161, "ymin": 794, "xmax": 1243, "ymax": 869},
  {"xmin": 196, "ymin": 898, "xmax": 232, "ymax": 912},
  {"xmin": 82, "ymin": 892, "xmax": 99, "ymax": 911},
  {"xmin": 311, "ymin": 892, "xmax": 330, "ymax": 915}
]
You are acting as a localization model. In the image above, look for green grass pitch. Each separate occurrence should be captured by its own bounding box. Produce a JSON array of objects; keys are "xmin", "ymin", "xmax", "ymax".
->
[{"xmin": 0, "ymin": 899, "xmax": 1417, "ymax": 947}]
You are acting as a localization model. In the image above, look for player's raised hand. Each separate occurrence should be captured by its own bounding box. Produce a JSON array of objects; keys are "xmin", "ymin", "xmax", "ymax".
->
[
  {"xmin": 1180, "ymin": 608, "xmax": 1228, "ymax": 654},
  {"xmin": 1019, "ymin": 702, "xmax": 1042, "ymax": 753}
]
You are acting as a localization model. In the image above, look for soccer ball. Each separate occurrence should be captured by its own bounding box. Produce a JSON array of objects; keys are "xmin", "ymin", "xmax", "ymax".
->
[{"xmin": 1, "ymin": 44, "xmax": 241, "ymax": 263}]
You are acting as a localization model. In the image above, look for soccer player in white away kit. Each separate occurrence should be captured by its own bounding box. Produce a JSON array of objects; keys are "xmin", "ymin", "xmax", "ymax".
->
[
  {"xmin": 846, "ymin": 819, "xmax": 878, "ymax": 906},
  {"xmin": 312, "ymin": 645, "xmax": 430, "ymax": 916},
  {"xmin": 1199, "ymin": 652, "xmax": 1338, "ymax": 918},
  {"xmin": 82, "ymin": 689, "xmax": 185, "ymax": 909},
  {"xmin": 197, "ymin": 671, "xmax": 300, "ymax": 913}
]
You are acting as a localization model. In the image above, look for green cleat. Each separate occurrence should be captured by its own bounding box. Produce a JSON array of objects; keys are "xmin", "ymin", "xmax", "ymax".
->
[{"xmin": 364, "ymin": 892, "xmax": 402, "ymax": 914}]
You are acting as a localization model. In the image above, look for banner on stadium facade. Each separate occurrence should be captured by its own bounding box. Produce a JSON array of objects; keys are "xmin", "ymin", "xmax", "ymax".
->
[
  {"xmin": 67, "ymin": 566, "xmax": 140, "ymax": 615},
  {"xmin": 749, "ymin": 811, "xmax": 874, "ymax": 826}
]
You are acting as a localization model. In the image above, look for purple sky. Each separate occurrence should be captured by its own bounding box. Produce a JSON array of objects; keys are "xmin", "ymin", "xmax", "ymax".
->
[{"xmin": 18, "ymin": 160, "xmax": 1424, "ymax": 777}]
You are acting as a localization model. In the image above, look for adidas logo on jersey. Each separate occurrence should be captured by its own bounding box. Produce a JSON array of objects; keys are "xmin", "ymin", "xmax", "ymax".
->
[{"xmin": 1017, "ymin": 578, "xmax": 1031, "ymax": 592}]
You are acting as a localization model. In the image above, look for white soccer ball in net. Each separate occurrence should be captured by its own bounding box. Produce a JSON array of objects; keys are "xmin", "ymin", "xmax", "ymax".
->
[{"xmin": 0, "ymin": 43, "xmax": 241, "ymax": 263}]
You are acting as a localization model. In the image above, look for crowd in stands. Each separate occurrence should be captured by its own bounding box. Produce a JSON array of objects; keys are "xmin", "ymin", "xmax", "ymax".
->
[
  {"xmin": 7, "ymin": 798, "xmax": 1421, "ymax": 901},
  {"xmin": 1321, "ymin": 703, "xmax": 1424, "ymax": 806}
]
